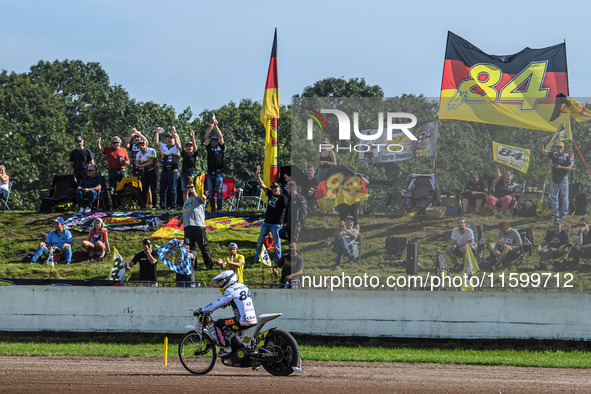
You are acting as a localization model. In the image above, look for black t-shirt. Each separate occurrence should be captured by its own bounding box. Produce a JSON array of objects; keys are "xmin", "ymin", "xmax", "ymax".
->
[
  {"xmin": 181, "ymin": 150, "xmax": 198, "ymax": 173},
  {"xmin": 264, "ymin": 189, "xmax": 287, "ymax": 224},
  {"xmin": 276, "ymin": 253, "xmax": 304, "ymax": 281},
  {"xmin": 132, "ymin": 250, "xmax": 159, "ymax": 281},
  {"xmin": 464, "ymin": 178, "xmax": 488, "ymax": 194},
  {"xmin": 205, "ymin": 143, "xmax": 225, "ymax": 174},
  {"xmin": 547, "ymin": 151, "xmax": 571, "ymax": 183},
  {"xmin": 543, "ymin": 229, "xmax": 571, "ymax": 249},
  {"xmin": 69, "ymin": 148, "xmax": 94, "ymax": 172}
]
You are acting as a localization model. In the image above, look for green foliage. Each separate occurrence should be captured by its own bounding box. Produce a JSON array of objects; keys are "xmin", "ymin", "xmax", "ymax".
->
[{"xmin": 298, "ymin": 77, "xmax": 384, "ymax": 98}]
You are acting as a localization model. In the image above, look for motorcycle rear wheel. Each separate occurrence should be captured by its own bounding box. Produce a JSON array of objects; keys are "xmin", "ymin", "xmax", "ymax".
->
[
  {"xmin": 262, "ymin": 329, "xmax": 300, "ymax": 376},
  {"xmin": 178, "ymin": 331, "xmax": 217, "ymax": 375}
]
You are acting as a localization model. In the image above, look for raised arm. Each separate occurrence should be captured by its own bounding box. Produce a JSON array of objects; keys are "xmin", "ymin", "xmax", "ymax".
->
[
  {"xmin": 256, "ymin": 165, "xmax": 267, "ymax": 189},
  {"xmin": 213, "ymin": 119, "xmax": 224, "ymax": 145},
  {"xmin": 539, "ymin": 136, "xmax": 549, "ymax": 156},
  {"xmin": 96, "ymin": 137, "xmax": 104, "ymax": 153},
  {"xmin": 204, "ymin": 123, "xmax": 215, "ymax": 145},
  {"xmin": 171, "ymin": 126, "xmax": 181, "ymax": 148},
  {"xmin": 124, "ymin": 128, "xmax": 137, "ymax": 150},
  {"xmin": 154, "ymin": 127, "xmax": 162, "ymax": 149}
]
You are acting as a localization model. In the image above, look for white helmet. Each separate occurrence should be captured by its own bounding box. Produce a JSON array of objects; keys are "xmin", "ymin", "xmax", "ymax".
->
[{"xmin": 211, "ymin": 270, "xmax": 237, "ymax": 289}]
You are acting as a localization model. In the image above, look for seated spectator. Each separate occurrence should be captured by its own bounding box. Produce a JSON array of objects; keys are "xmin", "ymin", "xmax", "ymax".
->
[
  {"xmin": 569, "ymin": 218, "xmax": 591, "ymax": 270},
  {"xmin": 30, "ymin": 217, "xmax": 73, "ymax": 264},
  {"xmin": 80, "ymin": 218, "xmax": 110, "ymax": 259},
  {"xmin": 445, "ymin": 217, "xmax": 474, "ymax": 270},
  {"xmin": 176, "ymin": 238, "xmax": 197, "ymax": 287},
  {"xmin": 216, "ymin": 242, "xmax": 245, "ymax": 283},
  {"xmin": 97, "ymin": 136, "xmax": 130, "ymax": 190},
  {"xmin": 535, "ymin": 217, "xmax": 572, "ymax": 270},
  {"xmin": 75, "ymin": 164, "xmax": 102, "ymax": 214},
  {"xmin": 486, "ymin": 220, "xmax": 522, "ymax": 271},
  {"xmin": 461, "ymin": 170, "xmax": 488, "ymax": 214},
  {"xmin": 331, "ymin": 216, "xmax": 359, "ymax": 269},
  {"xmin": 0, "ymin": 165, "xmax": 9, "ymax": 199},
  {"xmin": 486, "ymin": 163, "xmax": 518, "ymax": 216},
  {"xmin": 273, "ymin": 242, "xmax": 304, "ymax": 289}
]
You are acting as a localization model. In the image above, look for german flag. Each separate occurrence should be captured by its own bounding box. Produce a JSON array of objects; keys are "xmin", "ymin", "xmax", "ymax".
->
[
  {"xmin": 260, "ymin": 28, "xmax": 279, "ymax": 200},
  {"xmin": 439, "ymin": 31, "xmax": 568, "ymax": 132}
]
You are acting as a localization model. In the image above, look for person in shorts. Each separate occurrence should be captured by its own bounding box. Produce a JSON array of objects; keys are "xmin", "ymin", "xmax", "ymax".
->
[{"xmin": 445, "ymin": 216, "xmax": 474, "ymax": 270}]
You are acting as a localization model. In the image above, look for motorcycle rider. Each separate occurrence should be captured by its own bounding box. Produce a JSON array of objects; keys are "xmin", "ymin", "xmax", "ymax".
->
[{"xmin": 197, "ymin": 270, "xmax": 257, "ymax": 356}]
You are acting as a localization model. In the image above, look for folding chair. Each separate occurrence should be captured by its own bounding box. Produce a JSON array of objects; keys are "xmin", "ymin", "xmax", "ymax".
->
[
  {"xmin": 237, "ymin": 180, "xmax": 264, "ymax": 210},
  {"xmin": 39, "ymin": 175, "xmax": 77, "ymax": 213},
  {"xmin": 377, "ymin": 237, "xmax": 407, "ymax": 270},
  {"xmin": 327, "ymin": 233, "xmax": 362, "ymax": 268},
  {"xmin": 220, "ymin": 177, "xmax": 238, "ymax": 211},
  {"xmin": 0, "ymin": 181, "xmax": 12, "ymax": 212},
  {"xmin": 511, "ymin": 227, "xmax": 534, "ymax": 268},
  {"xmin": 535, "ymin": 229, "xmax": 571, "ymax": 269}
]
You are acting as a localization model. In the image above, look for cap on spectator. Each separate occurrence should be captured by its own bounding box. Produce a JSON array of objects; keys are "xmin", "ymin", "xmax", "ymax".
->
[
  {"xmin": 345, "ymin": 216, "xmax": 355, "ymax": 221},
  {"xmin": 143, "ymin": 238, "xmax": 152, "ymax": 245},
  {"xmin": 54, "ymin": 217, "xmax": 65, "ymax": 224},
  {"xmin": 228, "ymin": 242, "xmax": 238, "ymax": 250},
  {"xmin": 554, "ymin": 217, "xmax": 563, "ymax": 225},
  {"xmin": 165, "ymin": 134, "xmax": 172, "ymax": 138},
  {"xmin": 270, "ymin": 182, "xmax": 281, "ymax": 189},
  {"xmin": 136, "ymin": 139, "xmax": 145, "ymax": 145},
  {"xmin": 210, "ymin": 135, "xmax": 219, "ymax": 140},
  {"xmin": 470, "ymin": 170, "xmax": 479, "ymax": 177},
  {"xmin": 183, "ymin": 238, "xmax": 191, "ymax": 247},
  {"xmin": 555, "ymin": 142, "xmax": 564, "ymax": 148},
  {"xmin": 185, "ymin": 141, "xmax": 193, "ymax": 146},
  {"xmin": 75, "ymin": 136, "xmax": 83, "ymax": 142}
]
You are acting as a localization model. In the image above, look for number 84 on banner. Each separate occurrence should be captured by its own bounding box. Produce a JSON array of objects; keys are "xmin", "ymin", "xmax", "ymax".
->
[{"xmin": 492, "ymin": 141, "xmax": 530, "ymax": 174}]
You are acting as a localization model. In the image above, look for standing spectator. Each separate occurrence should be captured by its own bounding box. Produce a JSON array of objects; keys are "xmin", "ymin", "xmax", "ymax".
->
[
  {"xmin": 445, "ymin": 217, "xmax": 474, "ymax": 270},
  {"xmin": 254, "ymin": 165, "xmax": 288, "ymax": 263},
  {"xmin": 306, "ymin": 164, "xmax": 318, "ymax": 203},
  {"xmin": 124, "ymin": 129, "xmax": 144, "ymax": 178},
  {"xmin": 331, "ymin": 216, "xmax": 359, "ymax": 269},
  {"xmin": 125, "ymin": 238, "xmax": 159, "ymax": 286},
  {"xmin": 30, "ymin": 217, "xmax": 73, "ymax": 264},
  {"xmin": 216, "ymin": 242, "xmax": 245, "ymax": 283},
  {"xmin": 535, "ymin": 217, "xmax": 572, "ymax": 270},
  {"xmin": 180, "ymin": 129, "xmax": 199, "ymax": 202},
  {"xmin": 273, "ymin": 242, "xmax": 304, "ymax": 289},
  {"xmin": 486, "ymin": 220, "xmax": 522, "ymax": 271},
  {"xmin": 68, "ymin": 136, "xmax": 94, "ymax": 183},
  {"xmin": 97, "ymin": 136, "xmax": 130, "ymax": 190},
  {"xmin": 204, "ymin": 119, "xmax": 225, "ymax": 212},
  {"xmin": 285, "ymin": 181, "xmax": 307, "ymax": 243},
  {"xmin": 317, "ymin": 137, "xmax": 337, "ymax": 182},
  {"xmin": 0, "ymin": 165, "xmax": 9, "ymax": 200},
  {"xmin": 135, "ymin": 138, "xmax": 158, "ymax": 210},
  {"xmin": 75, "ymin": 164, "xmax": 102, "ymax": 214},
  {"xmin": 177, "ymin": 183, "xmax": 213, "ymax": 270},
  {"xmin": 461, "ymin": 170, "xmax": 488, "ymax": 214},
  {"xmin": 540, "ymin": 138, "xmax": 572, "ymax": 218},
  {"xmin": 155, "ymin": 126, "xmax": 181, "ymax": 210},
  {"xmin": 486, "ymin": 163, "xmax": 519, "ymax": 216},
  {"xmin": 80, "ymin": 218, "xmax": 110, "ymax": 259},
  {"xmin": 569, "ymin": 218, "xmax": 591, "ymax": 270}
]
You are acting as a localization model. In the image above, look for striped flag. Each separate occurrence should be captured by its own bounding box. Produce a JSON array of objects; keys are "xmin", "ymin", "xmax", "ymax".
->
[
  {"xmin": 108, "ymin": 247, "xmax": 127, "ymax": 281},
  {"xmin": 260, "ymin": 28, "xmax": 279, "ymax": 202}
]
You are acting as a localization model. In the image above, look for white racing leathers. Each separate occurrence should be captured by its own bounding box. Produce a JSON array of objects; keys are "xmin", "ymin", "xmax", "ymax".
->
[{"xmin": 202, "ymin": 282, "xmax": 257, "ymax": 326}]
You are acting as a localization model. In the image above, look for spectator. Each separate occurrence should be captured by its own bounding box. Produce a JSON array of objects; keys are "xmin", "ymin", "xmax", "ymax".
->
[
  {"xmin": 331, "ymin": 216, "xmax": 359, "ymax": 269},
  {"xmin": 180, "ymin": 129, "xmax": 199, "ymax": 202},
  {"xmin": 254, "ymin": 165, "xmax": 288, "ymax": 264},
  {"xmin": 125, "ymin": 238, "xmax": 159, "ymax": 286},
  {"xmin": 337, "ymin": 202, "xmax": 360, "ymax": 231},
  {"xmin": 124, "ymin": 128, "xmax": 145, "ymax": 178},
  {"xmin": 0, "ymin": 165, "xmax": 9, "ymax": 200},
  {"xmin": 486, "ymin": 163, "xmax": 519, "ymax": 216},
  {"xmin": 175, "ymin": 238, "xmax": 197, "ymax": 287},
  {"xmin": 569, "ymin": 218, "xmax": 591, "ymax": 270},
  {"xmin": 30, "ymin": 217, "xmax": 73, "ymax": 264},
  {"xmin": 486, "ymin": 220, "xmax": 522, "ymax": 271},
  {"xmin": 204, "ymin": 119, "xmax": 225, "ymax": 212},
  {"xmin": 461, "ymin": 170, "xmax": 488, "ymax": 214},
  {"xmin": 317, "ymin": 137, "xmax": 337, "ymax": 182},
  {"xmin": 68, "ymin": 136, "xmax": 94, "ymax": 183},
  {"xmin": 80, "ymin": 218, "xmax": 110, "ymax": 259},
  {"xmin": 306, "ymin": 164, "xmax": 318, "ymax": 208},
  {"xmin": 177, "ymin": 182, "xmax": 213, "ymax": 270},
  {"xmin": 535, "ymin": 217, "xmax": 572, "ymax": 270},
  {"xmin": 216, "ymin": 242, "xmax": 245, "ymax": 283},
  {"xmin": 273, "ymin": 242, "xmax": 304, "ymax": 289},
  {"xmin": 540, "ymin": 138, "xmax": 572, "ymax": 218},
  {"xmin": 135, "ymin": 138, "xmax": 159, "ymax": 210},
  {"xmin": 285, "ymin": 180, "xmax": 307, "ymax": 243},
  {"xmin": 155, "ymin": 126, "xmax": 181, "ymax": 210},
  {"xmin": 445, "ymin": 217, "xmax": 474, "ymax": 270},
  {"xmin": 97, "ymin": 136, "xmax": 130, "ymax": 190},
  {"xmin": 75, "ymin": 164, "xmax": 102, "ymax": 214}
]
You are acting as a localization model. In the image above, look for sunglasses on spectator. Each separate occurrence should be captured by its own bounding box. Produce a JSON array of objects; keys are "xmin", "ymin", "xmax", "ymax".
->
[{"xmin": 112, "ymin": 141, "xmax": 120, "ymax": 144}]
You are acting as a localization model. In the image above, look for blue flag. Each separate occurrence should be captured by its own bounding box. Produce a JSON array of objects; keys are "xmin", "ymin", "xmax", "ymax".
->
[{"xmin": 156, "ymin": 239, "xmax": 192, "ymax": 275}]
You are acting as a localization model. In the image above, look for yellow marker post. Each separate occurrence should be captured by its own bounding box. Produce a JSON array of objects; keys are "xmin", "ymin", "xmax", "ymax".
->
[{"xmin": 163, "ymin": 337, "xmax": 168, "ymax": 366}]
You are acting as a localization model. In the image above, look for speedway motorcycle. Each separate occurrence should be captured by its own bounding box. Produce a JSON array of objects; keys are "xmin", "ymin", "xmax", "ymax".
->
[{"xmin": 178, "ymin": 310, "xmax": 305, "ymax": 376}]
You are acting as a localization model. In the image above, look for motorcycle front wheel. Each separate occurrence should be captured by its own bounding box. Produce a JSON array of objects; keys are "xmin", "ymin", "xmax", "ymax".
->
[
  {"xmin": 178, "ymin": 331, "xmax": 217, "ymax": 375},
  {"xmin": 262, "ymin": 329, "xmax": 300, "ymax": 376}
]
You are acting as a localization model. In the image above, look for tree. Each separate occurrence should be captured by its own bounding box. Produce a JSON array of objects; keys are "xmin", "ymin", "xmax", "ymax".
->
[{"xmin": 299, "ymin": 77, "xmax": 384, "ymax": 98}]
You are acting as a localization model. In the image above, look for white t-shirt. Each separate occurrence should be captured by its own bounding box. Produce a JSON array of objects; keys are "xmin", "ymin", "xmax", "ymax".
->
[
  {"xmin": 202, "ymin": 282, "xmax": 257, "ymax": 326},
  {"xmin": 136, "ymin": 148, "xmax": 157, "ymax": 172},
  {"xmin": 451, "ymin": 227, "xmax": 474, "ymax": 246}
]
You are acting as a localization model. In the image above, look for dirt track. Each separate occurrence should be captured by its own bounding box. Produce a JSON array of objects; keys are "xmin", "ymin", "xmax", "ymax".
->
[{"xmin": 1, "ymin": 356, "xmax": 590, "ymax": 393}]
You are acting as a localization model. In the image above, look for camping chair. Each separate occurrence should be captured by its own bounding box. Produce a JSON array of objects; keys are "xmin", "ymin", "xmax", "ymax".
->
[
  {"xmin": 536, "ymin": 229, "xmax": 572, "ymax": 269},
  {"xmin": 39, "ymin": 174, "xmax": 77, "ymax": 213},
  {"xmin": 219, "ymin": 177, "xmax": 238, "ymax": 211},
  {"xmin": 0, "ymin": 181, "xmax": 13, "ymax": 212},
  {"xmin": 455, "ymin": 224, "xmax": 484, "ymax": 270},
  {"xmin": 113, "ymin": 177, "xmax": 142, "ymax": 210},
  {"xmin": 377, "ymin": 237, "xmax": 407, "ymax": 270},
  {"xmin": 569, "ymin": 182, "xmax": 587, "ymax": 216},
  {"xmin": 326, "ymin": 233, "xmax": 362, "ymax": 268},
  {"xmin": 402, "ymin": 174, "xmax": 440, "ymax": 214},
  {"xmin": 82, "ymin": 175, "xmax": 110, "ymax": 211},
  {"xmin": 237, "ymin": 180, "xmax": 264, "ymax": 210}
]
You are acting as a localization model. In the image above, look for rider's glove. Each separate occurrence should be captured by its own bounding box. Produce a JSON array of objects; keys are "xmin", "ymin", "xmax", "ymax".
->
[{"xmin": 193, "ymin": 308, "xmax": 202, "ymax": 316}]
